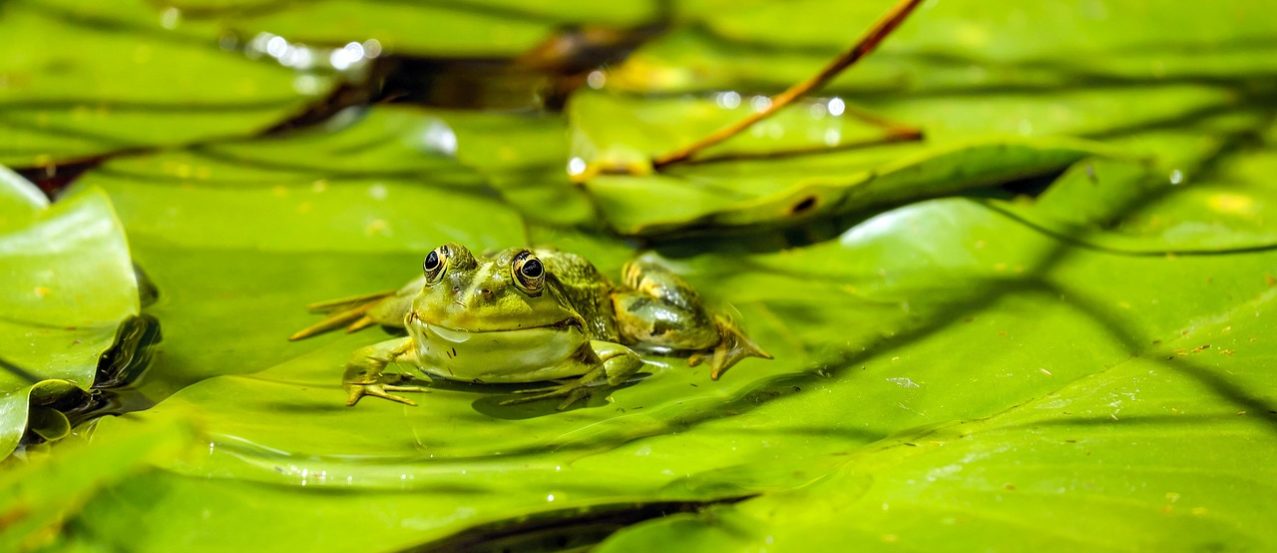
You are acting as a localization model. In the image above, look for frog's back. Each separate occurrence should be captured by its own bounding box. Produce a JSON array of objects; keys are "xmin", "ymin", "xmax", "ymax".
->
[{"xmin": 536, "ymin": 248, "xmax": 619, "ymax": 341}]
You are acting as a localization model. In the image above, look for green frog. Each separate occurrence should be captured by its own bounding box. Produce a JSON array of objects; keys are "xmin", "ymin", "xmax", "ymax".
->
[{"xmin": 290, "ymin": 243, "xmax": 770, "ymax": 408}]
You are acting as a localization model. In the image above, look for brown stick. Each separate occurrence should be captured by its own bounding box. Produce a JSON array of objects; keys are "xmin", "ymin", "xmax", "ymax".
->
[{"xmin": 651, "ymin": 0, "xmax": 926, "ymax": 169}]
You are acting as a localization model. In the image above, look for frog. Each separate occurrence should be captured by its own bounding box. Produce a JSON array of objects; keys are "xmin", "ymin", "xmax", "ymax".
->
[{"xmin": 290, "ymin": 243, "xmax": 771, "ymax": 408}]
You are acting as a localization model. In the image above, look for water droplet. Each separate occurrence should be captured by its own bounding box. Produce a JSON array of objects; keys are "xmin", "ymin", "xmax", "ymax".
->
[
  {"xmin": 1169, "ymin": 169, "xmax": 1184, "ymax": 185},
  {"xmin": 750, "ymin": 95, "xmax": 773, "ymax": 112},
  {"xmin": 586, "ymin": 70, "xmax": 606, "ymax": 90},
  {"xmin": 281, "ymin": 46, "xmax": 313, "ymax": 69},
  {"xmin": 329, "ymin": 42, "xmax": 365, "ymax": 71},
  {"xmin": 827, "ymin": 97, "xmax": 846, "ymax": 117},
  {"xmin": 422, "ymin": 120, "xmax": 457, "ymax": 155},
  {"xmin": 567, "ymin": 157, "xmax": 587, "ymax": 177},
  {"xmin": 265, "ymin": 36, "xmax": 288, "ymax": 58},
  {"xmin": 886, "ymin": 376, "xmax": 921, "ymax": 389},
  {"xmin": 362, "ymin": 39, "xmax": 383, "ymax": 58},
  {"xmin": 823, "ymin": 128, "xmax": 841, "ymax": 146},
  {"xmin": 715, "ymin": 91, "xmax": 741, "ymax": 110}
]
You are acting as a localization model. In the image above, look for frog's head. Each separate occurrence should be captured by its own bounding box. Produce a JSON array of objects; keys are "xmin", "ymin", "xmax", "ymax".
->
[{"xmin": 410, "ymin": 243, "xmax": 581, "ymax": 332}]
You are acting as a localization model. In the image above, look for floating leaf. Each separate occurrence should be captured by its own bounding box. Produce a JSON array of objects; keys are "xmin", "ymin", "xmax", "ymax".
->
[
  {"xmin": 9, "ymin": 1, "xmax": 1277, "ymax": 551},
  {"xmin": 63, "ymin": 152, "xmax": 1277, "ymax": 550},
  {"xmin": 0, "ymin": 0, "xmax": 333, "ymax": 168},
  {"xmin": 597, "ymin": 286, "xmax": 1277, "ymax": 552},
  {"xmin": 0, "ymin": 417, "xmax": 197, "ymax": 552},
  {"xmin": 69, "ymin": 106, "xmax": 526, "ymax": 397},
  {"xmin": 569, "ymin": 91, "xmax": 1112, "ymax": 236},
  {"xmin": 614, "ymin": 0, "xmax": 1277, "ymax": 93},
  {"xmin": 34, "ymin": 0, "xmax": 662, "ymax": 58},
  {"xmin": 0, "ymin": 173, "xmax": 138, "ymax": 459}
]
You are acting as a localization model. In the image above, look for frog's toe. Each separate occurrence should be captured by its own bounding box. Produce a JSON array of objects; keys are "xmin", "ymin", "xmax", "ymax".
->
[
  {"xmin": 345, "ymin": 383, "xmax": 427, "ymax": 407},
  {"xmin": 705, "ymin": 316, "xmax": 773, "ymax": 380},
  {"xmin": 501, "ymin": 384, "xmax": 592, "ymax": 410}
]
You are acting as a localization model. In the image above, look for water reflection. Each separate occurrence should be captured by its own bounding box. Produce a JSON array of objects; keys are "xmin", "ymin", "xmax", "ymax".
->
[{"xmin": 245, "ymin": 32, "xmax": 382, "ymax": 77}]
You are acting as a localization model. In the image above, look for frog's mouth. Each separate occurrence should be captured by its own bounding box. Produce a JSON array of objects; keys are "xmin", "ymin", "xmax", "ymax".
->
[{"xmin": 408, "ymin": 312, "xmax": 583, "ymax": 338}]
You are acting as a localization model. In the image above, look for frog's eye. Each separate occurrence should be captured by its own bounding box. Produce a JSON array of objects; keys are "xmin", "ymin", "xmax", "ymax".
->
[
  {"xmin": 512, "ymin": 250, "xmax": 544, "ymax": 295},
  {"xmin": 423, "ymin": 246, "xmax": 449, "ymax": 284}
]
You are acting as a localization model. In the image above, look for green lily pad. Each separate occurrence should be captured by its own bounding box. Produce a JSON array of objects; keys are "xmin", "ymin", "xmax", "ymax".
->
[
  {"xmin": 69, "ymin": 106, "xmax": 525, "ymax": 398},
  {"xmin": 566, "ymin": 91, "xmax": 1121, "ymax": 236},
  {"xmin": 33, "ymin": 0, "xmax": 661, "ymax": 58},
  {"xmin": 10, "ymin": 1, "xmax": 1277, "ymax": 550},
  {"xmin": 598, "ymin": 297, "xmax": 1277, "ymax": 551},
  {"xmin": 0, "ymin": 172, "xmax": 138, "ymax": 459},
  {"xmin": 0, "ymin": 0, "xmax": 333, "ymax": 168},
  {"xmin": 57, "ymin": 126, "xmax": 1277, "ymax": 548},
  {"xmin": 613, "ymin": 0, "xmax": 1277, "ymax": 94},
  {"xmin": 0, "ymin": 417, "xmax": 196, "ymax": 551},
  {"xmin": 77, "ymin": 106, "xmax": 520, "ymax": 253}
]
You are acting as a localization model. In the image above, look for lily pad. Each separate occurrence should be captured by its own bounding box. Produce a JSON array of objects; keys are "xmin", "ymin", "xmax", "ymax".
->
[
  {"xmin": 565, "ymin": 91, "xmax": 1122, "ymax": 237},
  {"xmin": 612, "ymin": 0, "xmax": 1277, "ymax": 94},
  {"xmin": 0, "ymin": 417, "xmax": 196, "ymax": 551},
  {"xmin": 9, "ymin": 1, "xmax": 1277, "ymax": 550},
  {"xmin": 598, "ymin": 297, "xmax": 1277, "ymax": 551},
  {"xmin": 0, "ymin": 172, "xmax": 138, "ymax": 459},
  {"xmin": 69, "ymin": 106, "xmax": 525, "ymax": 398},
  {"xmin": 0, "ymin": 0, "xmax": 333, "ymax": 168},
  {"xmin": 32, "ymin": 0, "xmax": 661, "ymax": 58},
  {"xmin": 58, "ymin": 133, "xmax": 1277, "ymax": 549}
]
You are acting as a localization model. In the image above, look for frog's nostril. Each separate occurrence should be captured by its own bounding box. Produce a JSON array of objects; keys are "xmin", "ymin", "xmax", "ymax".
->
[{"xmin": 479, "ymin": 288, "xmax": 492, "ymax": 296}]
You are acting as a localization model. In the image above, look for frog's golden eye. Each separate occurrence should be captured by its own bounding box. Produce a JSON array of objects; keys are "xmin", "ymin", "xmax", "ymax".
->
[
  {"xmin": 423, "ymin": 245, "xmax": 449, "ymax": 284},
  {"xmin": 512, "ymin": 250, "xmax": 544, "ymax": 295}
]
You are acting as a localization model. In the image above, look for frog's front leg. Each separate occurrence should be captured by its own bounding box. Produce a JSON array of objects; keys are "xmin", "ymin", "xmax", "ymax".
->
[
  {"xmin": 343, "ymin": 337, "xmax": 431, "ymax": 406},
  {"xmin": 613, "ymin": 259, "xmax": 771, "ymax": 379},
  {"xmin": 502, "ymin": 341, "xmax": 643, "ymax": 409}
]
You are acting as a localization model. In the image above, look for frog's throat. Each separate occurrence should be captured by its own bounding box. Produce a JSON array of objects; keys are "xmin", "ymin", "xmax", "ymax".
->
[{"xmin": 408, "ymin": 312, "xmax": 583, "ymax": 334}]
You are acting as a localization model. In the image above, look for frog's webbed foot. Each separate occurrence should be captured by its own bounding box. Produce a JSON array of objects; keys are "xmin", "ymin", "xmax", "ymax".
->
[
  {"xmin": 614, "ymin": 258, "xmax": 771, "ymax": 380},
  {"xmin": 291, "ymin": 277, "xmax": 425, "ymax": 341},
  {"xmin": 290, "ymin": 290, "xmax": 396, "ymax": 341},
  {"xmin": 502, "ymin": 382, "xmax": 594, "ymax": 410},
  {"xmin": 345, "ymin": 372, "xmax": 430, "ymax": 407},
  {"xmin": 689, "ymin": 315, "xmax": 773, "ymax": 380},
  {"xmin": 342, "ymin": 337, "xmax": 428, "ymax": 406}
]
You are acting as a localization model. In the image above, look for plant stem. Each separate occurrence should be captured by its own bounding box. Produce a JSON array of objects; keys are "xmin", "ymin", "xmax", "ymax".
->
[{"xmin": 651, "ymin": 0, "xmax": 926, "ymax": 169}]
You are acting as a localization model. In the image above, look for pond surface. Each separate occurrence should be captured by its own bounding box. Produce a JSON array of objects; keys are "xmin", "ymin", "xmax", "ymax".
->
[{"xmin": 2, "ymin": 1, "xmax": 1277, "ymax": 551}]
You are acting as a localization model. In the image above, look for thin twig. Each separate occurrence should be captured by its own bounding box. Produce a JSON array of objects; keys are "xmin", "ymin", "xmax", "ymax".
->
[{"xmin": 651, "ymin": 0, "xmax": 926, "ymax": 169}]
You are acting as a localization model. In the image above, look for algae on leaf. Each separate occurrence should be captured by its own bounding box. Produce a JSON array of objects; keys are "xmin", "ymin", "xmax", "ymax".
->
[{"xmin": 0, "ymin": 171, "xmax": 139, "ymax": 459}]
